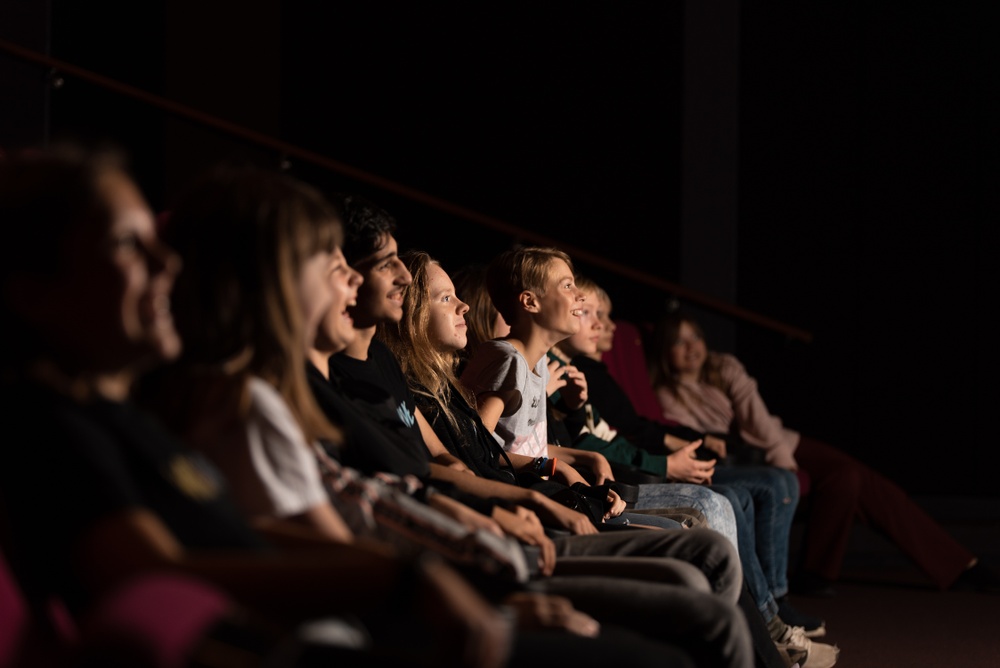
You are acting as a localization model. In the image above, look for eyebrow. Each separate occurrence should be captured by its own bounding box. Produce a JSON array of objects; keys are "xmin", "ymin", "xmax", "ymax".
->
[{"xmin": 355, "ymin": 248, "xmax": 397, "ymax": 269}]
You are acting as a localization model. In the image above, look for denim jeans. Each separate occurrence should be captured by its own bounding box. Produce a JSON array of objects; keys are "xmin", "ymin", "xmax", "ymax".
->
[
  {"xmin": 712, "ymin": 466, "xmax": 799, "ymax": 618},
  {"xmin": 632, "ymin": 482, "xmax": 739, "ymax": 548}
]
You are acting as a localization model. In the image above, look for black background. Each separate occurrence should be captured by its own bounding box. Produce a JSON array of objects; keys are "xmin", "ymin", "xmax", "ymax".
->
[{"xmin": 3, "ymin": 1, "xmax": 998, "ymax": 496}]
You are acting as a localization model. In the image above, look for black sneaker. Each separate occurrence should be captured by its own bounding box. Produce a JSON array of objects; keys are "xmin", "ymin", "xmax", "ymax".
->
[{"xmin": 777, "ymin": 598, "xmax": 826, "ymax": 638}]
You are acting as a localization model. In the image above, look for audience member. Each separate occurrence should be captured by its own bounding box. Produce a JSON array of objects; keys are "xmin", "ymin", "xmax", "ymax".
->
[
  {"xmin": 649, "ymin": 310, "xmax": 1000, "ymax": 597},
  {"xmin": 0, "ymin": 145, "xmax": 513, "ymax": 668}
]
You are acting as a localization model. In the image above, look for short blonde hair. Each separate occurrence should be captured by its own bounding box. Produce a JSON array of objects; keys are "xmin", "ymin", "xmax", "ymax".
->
[
  {"xmin": 574, "ymin": 274, "xmax": 610, "ymax": 305},
  {"xmin": 486, "ymin": 246, "xmax": 574, "ymax": 326}
]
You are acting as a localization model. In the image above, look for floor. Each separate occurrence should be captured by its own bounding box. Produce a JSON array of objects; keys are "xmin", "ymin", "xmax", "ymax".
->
[{"xmin": 784, "ymin": 495, "xmax": 1000, "ymax": 667}]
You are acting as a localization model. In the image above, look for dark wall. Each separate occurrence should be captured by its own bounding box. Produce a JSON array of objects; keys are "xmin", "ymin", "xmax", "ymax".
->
[
  {"xmin": 733, "ymin": 4, "xmax": 999, "ymax": 494},
  {"xmin": 3, "ymin": 2, "xmax": 996, "ymax": 495}
]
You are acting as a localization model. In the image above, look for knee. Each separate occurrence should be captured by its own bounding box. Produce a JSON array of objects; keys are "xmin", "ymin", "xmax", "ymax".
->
[
  {"xmin": 761, "ymin": 467, "xmax": 800, "ymax": 506},
  {"xmin": 815, "ymin": 462, "xmax": 863, "ymax": 499}
]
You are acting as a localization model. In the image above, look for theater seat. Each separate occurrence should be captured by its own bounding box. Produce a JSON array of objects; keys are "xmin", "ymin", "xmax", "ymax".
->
[{"xmin": 0, "ymin": 546, "xmax": 237, "ymax": 668}]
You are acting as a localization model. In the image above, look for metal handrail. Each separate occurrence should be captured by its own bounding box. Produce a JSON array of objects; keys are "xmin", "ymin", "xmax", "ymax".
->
[{"xmin": 0, "ymin": 37, "xmax": 813, "ymax": 343}]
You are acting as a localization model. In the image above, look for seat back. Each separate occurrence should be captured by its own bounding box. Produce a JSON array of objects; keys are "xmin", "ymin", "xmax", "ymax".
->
[
  {"xmin": 0, "ymin": 547, "xmax": 28, "ymax": 668},
  {"xmin": 601, "ymin": 319, "xmax": 669, "ymax": 424}
]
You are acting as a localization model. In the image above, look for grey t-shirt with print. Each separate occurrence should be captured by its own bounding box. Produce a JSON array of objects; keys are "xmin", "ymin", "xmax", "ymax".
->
[{"xmin": 459, "ymin": 340, "xmax": 549, "ymax": 458}]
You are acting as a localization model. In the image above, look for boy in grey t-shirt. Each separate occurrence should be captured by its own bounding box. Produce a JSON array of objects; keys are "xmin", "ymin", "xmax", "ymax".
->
[{"xmin": 460, "ymin": 246, "xmax": 621, "ymax": 485}]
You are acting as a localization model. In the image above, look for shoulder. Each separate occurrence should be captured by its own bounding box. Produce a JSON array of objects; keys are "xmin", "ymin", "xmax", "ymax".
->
[
  {"xmin": 246, "ymin": 377, "xmax": 297, "ymax": 426},
  {"xmin": 461, "ymin": 340, "xmax": 521, "ymax": 381},
  {"xmin": 244, "ymin": 377, "xmax": 315, "ymax": 453},
  {"xmin": 713, "ymin": 352, "xmax": 747, "ymax": 378},
  {"xmin": 478, "ymin": 339, "xmax": 518, "ymax": 360},
  {"xmin": 369, "ymin": 339, "xmax": 403, "ymax": 371}
]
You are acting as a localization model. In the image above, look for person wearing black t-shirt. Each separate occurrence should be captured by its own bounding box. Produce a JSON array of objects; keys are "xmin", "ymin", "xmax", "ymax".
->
[{"xmin": 0, "ymin": 148, "xmax": 529, "ymax": 668}]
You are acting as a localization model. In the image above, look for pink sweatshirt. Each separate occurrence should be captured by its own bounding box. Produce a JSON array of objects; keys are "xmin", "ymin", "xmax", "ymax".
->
[{"xmin": 655, "ymin": 352, "xmax": 799, "ymax": 469}]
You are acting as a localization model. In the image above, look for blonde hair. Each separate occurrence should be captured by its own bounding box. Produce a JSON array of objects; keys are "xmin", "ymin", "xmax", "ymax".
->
[
  {"xmin": 485, "ymin": 246, "xmax": 574, "ymax": 326},
  {"xmin": 378, "ymin": 250, "xmax": 475, "ymax": 430},
  {"xmin": 574, "ymin": 274, "xmax": 609, "ymax": 306}
]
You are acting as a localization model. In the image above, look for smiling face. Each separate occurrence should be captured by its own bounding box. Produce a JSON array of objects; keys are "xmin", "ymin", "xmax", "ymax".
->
[
  {"xmin": 295, "ymin": 249, "xmax": 335, "ymax": 349},
  {"xmin": 668, "ymin": 320, "xmax": 708, "ymax": 378},
  {"xmin": 349, "ymin": 233, "xmax": 412, "ymax": 328},
  {"xmin": 594, "ymin": 294, "xmax": 616, "ymax": 354},
  {"xmin": 313, "ymin": 246, "xmax": 363, "ymax": 354},
  {"xmin": 45, "ymin": 169, "xmax": 182, "ymax": 372},
  {"xmin": 558, "ymin": 291, "xmax": 602, "ymax": 357},
  {"xmin": 531, "ymin": 258, "xmax": 585, "ymax": 340},
  {"xmin": 425, "ymin": 263, "xmax": 470, "ymax": 353}
]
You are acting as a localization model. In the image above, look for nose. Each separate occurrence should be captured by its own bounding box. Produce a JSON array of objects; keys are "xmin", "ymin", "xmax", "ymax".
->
[
  {"xmin": 457, "ymin": 298, "xmax": 470, "ymax": 316},
  {"xmin": 349, "ymin": 266, "xmax": 364, "ymax": 286},
  {"xmin": 396, "ymin": 261, "xmax": 413, "ymax": 286}
]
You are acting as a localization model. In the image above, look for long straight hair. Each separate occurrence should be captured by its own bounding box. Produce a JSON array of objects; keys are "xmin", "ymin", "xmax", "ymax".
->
[{"xmin": 162, "ymin": 166, "xmax": 342, "ymax": 444}]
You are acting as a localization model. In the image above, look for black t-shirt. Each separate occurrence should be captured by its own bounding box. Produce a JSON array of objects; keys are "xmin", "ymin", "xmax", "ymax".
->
[
  {"xmin": 328, "ymin": 340, "xmax": 427, "ymax": 454},
  {"xmin": 413, "ymin": 383, "xmax": 516, "ymax": 485},
  {"xmin": 0, "ymin": 382, "xmax": 267, "ymax": 613},
  {"xmin": 572, "ymin": 355, "xmax": 703, "ymax": 452},
  {"xmin": 307, "ymin": 361, "xmax": 430, "ymax": 478},
  {"xmin": 323, "ymin": 344, "xmax": 497, "ymax": 516}
]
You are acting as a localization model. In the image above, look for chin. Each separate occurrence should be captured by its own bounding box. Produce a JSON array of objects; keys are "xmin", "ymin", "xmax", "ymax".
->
[{"xmin": 155, "ymin": 335, "xmax": 183, "ymax": 362}]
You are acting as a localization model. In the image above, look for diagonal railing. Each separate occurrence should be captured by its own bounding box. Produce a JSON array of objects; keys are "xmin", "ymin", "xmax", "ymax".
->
[{"xmin": 0, "ymin": 37, "xmax": 813, "ymax": 343}]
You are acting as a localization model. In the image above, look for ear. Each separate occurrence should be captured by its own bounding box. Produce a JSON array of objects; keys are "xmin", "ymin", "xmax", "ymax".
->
[{"xmin": 519, "ymin": 290, "xmax": 539, "ymax": 313}]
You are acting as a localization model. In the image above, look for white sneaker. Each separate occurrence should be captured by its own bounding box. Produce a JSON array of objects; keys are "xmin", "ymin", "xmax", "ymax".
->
[{"xmin": 775, "ymin": 624, "xmax": 839, "ymax": 668}]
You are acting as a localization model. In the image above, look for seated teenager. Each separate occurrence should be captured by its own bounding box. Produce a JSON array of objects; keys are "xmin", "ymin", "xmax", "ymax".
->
[
  {"xmin": 453, "ymin": 262, "xmax": 740, "ymax": 538},
  {"xmin": 649, "ymin": 309, "xmax": 1000, "ymax": 598},
  {"xmin": 550, "ymin": 276, "xmax": 839, "ymax": 654},
  {"xmin": 0, "ymin": 145, "xmax": 515, "ymax": 668},
  {"xmin": 376, "ymin": 248, "xmax": 764, "ymax": 667},
  {"xmin": 459, "ymin": 246, "xmax": 838, "ymax": 668}
]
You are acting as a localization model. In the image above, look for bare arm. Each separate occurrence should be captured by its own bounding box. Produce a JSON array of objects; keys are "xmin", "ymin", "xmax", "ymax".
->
[
  {"xmin": 547, "ymin": 446, "xmax": 615, "ymax": 485},
  {"xmin": 475, "ymin": 393, "xmax": 506, "ymax": 433},
  {"xmin": 428, "ymin": 463, "xmax": 597, "ymax": 535}
]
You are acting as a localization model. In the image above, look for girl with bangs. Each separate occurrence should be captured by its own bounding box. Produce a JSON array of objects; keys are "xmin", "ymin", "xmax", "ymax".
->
[
  {"xmin": 0, "ymin": 147, "xmax": 513, "ymax": 668},
  {"xmin": 142, "ymin": 165, "xmax": 351, "ymax": 540}
]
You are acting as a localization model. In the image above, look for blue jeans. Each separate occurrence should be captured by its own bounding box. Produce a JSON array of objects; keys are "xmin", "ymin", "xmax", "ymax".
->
[
  {"xmin": 632, "ymin": 483, "xmax": 738, "ymax": 548},
  {"xmin": 712, "ymin": 466, "xmax": 799, "ymax": 617}
]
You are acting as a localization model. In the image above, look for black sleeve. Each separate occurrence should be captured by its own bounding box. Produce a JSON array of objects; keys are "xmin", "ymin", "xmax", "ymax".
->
[{"xmin": 574, "ymin": 356, "xmax": 705, "ymax": 451}]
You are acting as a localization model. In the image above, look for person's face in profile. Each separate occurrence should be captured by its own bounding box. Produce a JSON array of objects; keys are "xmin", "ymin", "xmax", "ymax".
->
[{"xmin": 31, "ymin": 169, "xmax": 182, "ymax": 372}]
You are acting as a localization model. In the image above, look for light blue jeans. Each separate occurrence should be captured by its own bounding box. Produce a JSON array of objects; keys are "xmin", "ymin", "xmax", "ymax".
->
[{"xmin": 632, "ymin": 482, "xmax": 738, "ymax": 547}]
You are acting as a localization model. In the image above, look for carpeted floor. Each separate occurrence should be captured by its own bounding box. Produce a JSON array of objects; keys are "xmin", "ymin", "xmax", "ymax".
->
[
  {"xmin": 784, "ymin": 495, "xmax": 1000, "ymax": 667},
  {"xmin": 787, "ymin": 582, "xmax": 1000, "ymax": 668}
]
